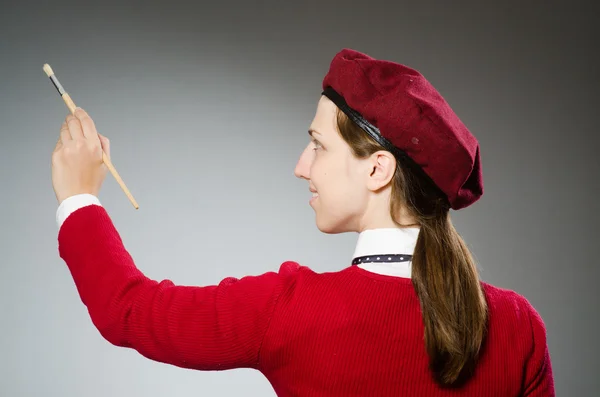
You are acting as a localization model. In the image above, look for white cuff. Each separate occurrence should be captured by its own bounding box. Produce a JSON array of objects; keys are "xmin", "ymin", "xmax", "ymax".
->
[{"xmin": 56, "ymin": 194, "xmax": 102, "ymax": 229}]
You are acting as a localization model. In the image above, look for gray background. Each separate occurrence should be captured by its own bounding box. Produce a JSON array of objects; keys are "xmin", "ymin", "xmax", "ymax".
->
[{"xmin": 1, "ymin": 0, "xmax": 597, "ymax": 395}]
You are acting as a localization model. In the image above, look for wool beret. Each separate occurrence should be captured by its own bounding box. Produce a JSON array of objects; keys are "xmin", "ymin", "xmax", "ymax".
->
[{"xmin": 321, "ymin": 48, "xmax": 483, "ymax": 210}]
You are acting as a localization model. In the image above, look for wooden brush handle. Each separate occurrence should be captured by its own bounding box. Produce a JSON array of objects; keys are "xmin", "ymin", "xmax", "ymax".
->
[
  {"xmin": 62, "ymin": 93, "xmax": 77, "ymax": 114},
  {"xmin": 102, "ymin": 151, "xmax": 139, "ymax": 209}
]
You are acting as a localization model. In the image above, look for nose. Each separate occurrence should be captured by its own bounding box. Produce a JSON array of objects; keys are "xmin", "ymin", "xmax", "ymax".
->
[{"xmin": 294, "ymin": 145, "xmax": 311, "ymax": 180}]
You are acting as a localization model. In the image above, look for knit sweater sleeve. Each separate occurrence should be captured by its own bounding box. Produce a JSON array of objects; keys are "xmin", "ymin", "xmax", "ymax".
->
[
  {"xmin": 57, "ymin": 204, "xmax": 297, "ymax": 371},
  {"xmin": 521, "ymin": 297, "xmax": 555, "ymax": 396}
]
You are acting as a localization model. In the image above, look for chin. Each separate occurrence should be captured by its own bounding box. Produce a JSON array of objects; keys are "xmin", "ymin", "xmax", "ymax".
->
[{"xmin": 315, "ymin": 216, "xmax": 353, "ymax": 234}]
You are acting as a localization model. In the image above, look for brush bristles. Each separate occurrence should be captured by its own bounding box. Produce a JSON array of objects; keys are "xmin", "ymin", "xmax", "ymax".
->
[{"xmin": 43, "ymin": 64, "xmax": 54, "ymax": 77}]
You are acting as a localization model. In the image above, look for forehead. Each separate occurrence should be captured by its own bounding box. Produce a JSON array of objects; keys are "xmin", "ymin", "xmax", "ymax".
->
[{"xmin": 309, "ymin": 96, "xmax": 338, "ymax": 137}]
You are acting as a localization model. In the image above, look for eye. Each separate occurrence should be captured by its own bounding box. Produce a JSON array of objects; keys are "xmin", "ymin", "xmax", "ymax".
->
[{"xmin": 312, "ymin": 139, "xmax": 322, "ymax": 151}]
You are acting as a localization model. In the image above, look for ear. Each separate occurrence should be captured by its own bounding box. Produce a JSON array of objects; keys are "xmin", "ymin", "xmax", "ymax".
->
[{"xmin": 366, "ymin": 151, "xmax": 396, "ymax": 191}]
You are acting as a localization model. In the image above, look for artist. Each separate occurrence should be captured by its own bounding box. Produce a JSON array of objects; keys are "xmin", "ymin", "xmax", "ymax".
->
[{"xmin": 51, "ymin": 48, "xmax": 555, "ymax": 396}]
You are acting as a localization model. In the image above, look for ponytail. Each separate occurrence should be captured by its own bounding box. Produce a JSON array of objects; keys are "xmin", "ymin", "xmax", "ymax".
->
[{"xmin": 411, "ymin": 211, "xmax": 488, "ymax": 387}]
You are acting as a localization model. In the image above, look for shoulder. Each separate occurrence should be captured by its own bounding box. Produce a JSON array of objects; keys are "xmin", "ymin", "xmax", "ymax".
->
[
  {"xmin": 481, "ymin": 282, "xmax": 549, "ymax": 351},
  {"xmin": 481, "ymin": 282, "xmax": 546, "ymax": 323}
]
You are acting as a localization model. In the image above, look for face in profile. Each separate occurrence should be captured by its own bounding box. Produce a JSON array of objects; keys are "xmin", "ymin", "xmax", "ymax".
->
[{"xmin": 294, "ymin": 96, "xmax": 374, "ymax": 234}]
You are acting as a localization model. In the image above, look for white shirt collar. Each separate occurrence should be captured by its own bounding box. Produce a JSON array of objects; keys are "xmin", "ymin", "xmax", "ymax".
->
[{"xmin": 352, "ymin": 227, "xmax": 420, "ymax": 278}]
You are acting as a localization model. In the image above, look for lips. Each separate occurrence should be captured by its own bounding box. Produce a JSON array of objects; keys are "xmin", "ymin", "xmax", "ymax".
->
[{"xmin": 309, "ymin": 187, "xmax": 319, "ymax": 203}]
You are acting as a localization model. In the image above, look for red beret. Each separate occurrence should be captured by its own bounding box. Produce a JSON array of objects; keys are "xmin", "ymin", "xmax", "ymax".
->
[{"xmin": 321, "ymin": 48, "xmax": 483, "ymax": 210}]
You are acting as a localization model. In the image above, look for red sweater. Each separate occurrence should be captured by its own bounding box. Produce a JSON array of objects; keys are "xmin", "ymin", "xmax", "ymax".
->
[{"xmin": 57, "ymin": 205, "xmax": 555, "ymax": 396}]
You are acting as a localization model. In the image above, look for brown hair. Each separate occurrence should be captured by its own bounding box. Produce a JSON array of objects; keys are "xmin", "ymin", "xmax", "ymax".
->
[{"xmin": 336, "ymin": 109, "xmax": 488, "ymax": 387}]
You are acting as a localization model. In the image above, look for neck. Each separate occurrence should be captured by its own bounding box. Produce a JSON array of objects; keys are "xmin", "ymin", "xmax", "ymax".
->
[{"xmin": 358, "ymin": 196, "xmax": 419, "ymax": 232}]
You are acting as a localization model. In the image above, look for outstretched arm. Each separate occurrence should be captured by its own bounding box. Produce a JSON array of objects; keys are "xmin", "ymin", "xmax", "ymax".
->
[{"xmin": 58, "ymin": 203, "xmax": 295, "ymax": 371}]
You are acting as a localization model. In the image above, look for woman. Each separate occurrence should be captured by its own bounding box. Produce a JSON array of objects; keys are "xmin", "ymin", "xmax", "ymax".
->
[{"xmin": 51, "ymin": 49, "xmax": 555, "ymax": 396}]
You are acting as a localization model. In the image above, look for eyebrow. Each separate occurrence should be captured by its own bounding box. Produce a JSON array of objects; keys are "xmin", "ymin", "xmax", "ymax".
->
[{"xmin": 308, "ymin": 129, "xmax": 322, "ymax": 137}]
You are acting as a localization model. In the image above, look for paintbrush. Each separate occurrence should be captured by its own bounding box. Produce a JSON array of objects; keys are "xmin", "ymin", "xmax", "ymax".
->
[{"xmin": 43, "ymin": 64, "xmax": 139, "ymax": 209}]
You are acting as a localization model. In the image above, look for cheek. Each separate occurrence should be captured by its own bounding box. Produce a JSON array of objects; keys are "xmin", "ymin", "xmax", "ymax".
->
[
  {"xmin": 316, "ymin": 161, "xmax": 355, "ymax": 204},
  {"xmin": 311, "ymin": 154, "xmax": 362, "ymax": 204},
  {"xmin": 340, "ymin": 162, "xmax": 367, "ymax": 208}
]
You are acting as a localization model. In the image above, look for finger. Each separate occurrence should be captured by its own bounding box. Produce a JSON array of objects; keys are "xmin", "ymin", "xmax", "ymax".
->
[
  {"xmin": 59, "ymin": 121, "xmax": 71, "ymax": 144},
  {"xmin": 54, "ymin": 136, "xmax": 62, "ymax": 153},
  {"xmin": 74, "ymin": 107, "xmax": 100, "ymax": 142},
  {"xmin": 66, "ymin": 113, "xmax": 84, "ymax": 139},
  {"xmin": 98, "ymin": 133, "xmax": 110, "ymax": 159}
]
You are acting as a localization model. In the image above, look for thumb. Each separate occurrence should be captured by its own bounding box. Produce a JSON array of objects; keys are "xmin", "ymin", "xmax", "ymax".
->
[{"xmin": 98, "ymin": 133, "xmax": 110, "ymax": 160}]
